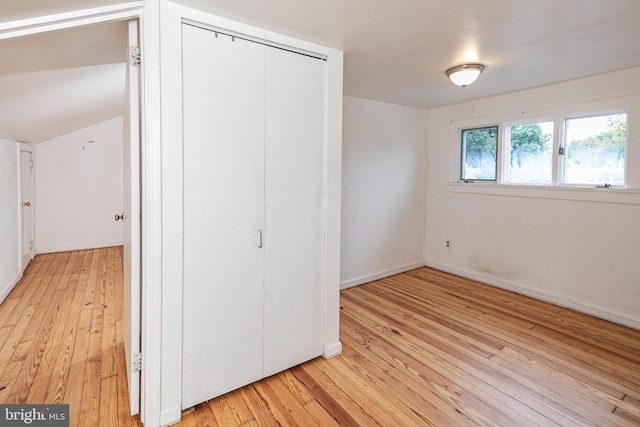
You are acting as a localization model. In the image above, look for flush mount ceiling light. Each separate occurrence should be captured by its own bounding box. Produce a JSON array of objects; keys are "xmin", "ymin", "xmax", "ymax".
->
[{"xmin": 445, "ymin": 64, "xmax": 485, "ymax": 87}]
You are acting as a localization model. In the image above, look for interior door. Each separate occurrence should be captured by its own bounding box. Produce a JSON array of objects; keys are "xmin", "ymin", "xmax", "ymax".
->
[
  {"xmin": 181, "ymin": 24, "xmax": 266, "ymax": 409},
  {"xmin": 123, "ymin": 18, "xmax": 142, "ymax": 416},
  {"xmin": 20, "ymin": 150, "xmax": 33, "ymax": 270},
  {"xmin": 263, "ymin": 47, "xmax": 326, "ymax": 376}
]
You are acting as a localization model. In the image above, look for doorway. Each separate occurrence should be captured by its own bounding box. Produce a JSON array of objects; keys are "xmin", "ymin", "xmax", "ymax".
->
[
  {"xmin": 0, "ymin": 18, "xmax": 142, "ymax": 417},
  {"xmin": 20, "ymin": 149, "xmax": 34, "ymax": 271}
]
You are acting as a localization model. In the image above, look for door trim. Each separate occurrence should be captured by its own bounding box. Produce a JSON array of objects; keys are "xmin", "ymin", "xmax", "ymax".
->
[
  {"xmin": 18, "ymin": 148, "xmax": 34, "ymax": 271},
  {"xmin": 0, "ymin": 6, "xmax": 163, "ymax": 427}
]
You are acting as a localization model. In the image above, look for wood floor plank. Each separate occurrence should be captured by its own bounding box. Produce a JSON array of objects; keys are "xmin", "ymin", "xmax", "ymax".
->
[
  {"xmin": 301, "ymin": 399, "xmax": 341, "ymax": 427},
  {"xmin": 278, "ymin": 370, "xmax": 314, "ymax": 406},
  {"xmin": 0, "ymin": 340, "xmax": 33, "ymax": 403},
  {"xmin": 315, "ymin": 354, "xmax": 426, "ymax": 426},
  {"xmin": 77, "ymin": 249, "xmax": 107, "ymax": 427},
  {"xmin": 340, "ymin": 297, "xmax": 559, "ymax": 427},
  {"xmin": 379, "ymin": 275, "xmax": 637, "ymax": 399},
  {"xmin": 2, "ymin": 253, "xmax": 51, "ymax": 315},
  {"xmin": 26, "ymin": 252, "xmax": 87, "ymax": 403},
  {"xmin": 193, "ymin": 401, "xmax": 220, "ymax": 427},
  {"xmin": 408, "ymin": 269, "xmax": 640, "ymax": 361},
  {"xmin": 342, "ymin": 288, "xmax": 597, "ymax": 426},
  {"xmin": 251, "ymin": 374, "xmax": 322, "ymax": 426},
  {"xmin": 99, "ymin": 375, "xmax": 118, "ymax": 427},
  {"xmin": 237, "ymin": 384, "xmax": 280, "ymax": 427},
  {"xmin": 0, "ymin": 305, "xmax": 36, "ymax": 392},
  {"xmin": 340, "ymin": 314, "xmax": 528, "ymax": 427},
  {"xmin": 290, "ymin": 363, "xmax": 375, "ymax": 427},
  {"xmin": 0, "ymin": 298, "xmax": 19, "ymax": 330},
  {"xmin": 65, "ymin": 326, "xmax": 90, "ymax": 427},
  {"xmin": 2, "ymin": 255, "xmax": 639, "ymax": 427},
  {"xmin": 337, "ymin": 336, "xmax": 474, "ymax": 426},
  {"xmin": 101, "ymin": 247, "xmax": 118, "ymax": 379},
  {"xmin": 44, "ymin": 250, "xmax": 93, "ymax": 404},
  {"xmin": 7, "ymin": 288, "xmax": 67, "ymax": 404},
  {"xmin": 209, "ymin": 388, "xmax": 255, "ymax": 427}
]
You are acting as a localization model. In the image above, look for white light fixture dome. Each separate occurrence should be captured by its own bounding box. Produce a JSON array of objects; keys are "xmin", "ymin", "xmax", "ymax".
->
[{"xmin": 446, "ymin": 64, "xmax": 485, "ymax": 87}]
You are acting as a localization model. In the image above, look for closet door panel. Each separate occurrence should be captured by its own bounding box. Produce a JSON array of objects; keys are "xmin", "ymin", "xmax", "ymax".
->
[
  {"xmin": 263, "ymin": 47, "xmax": 326, "ymax": 376},
  {"xmin": 182, "ymin": 24, "xmax": 266, "ymax": 408}
]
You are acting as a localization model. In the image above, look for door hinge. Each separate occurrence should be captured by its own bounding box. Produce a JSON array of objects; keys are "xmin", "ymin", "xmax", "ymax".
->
[
  {"xmin": 29, "ymin": 159, "xmax": 33, "ymax": 169},
  {"xmin": 558, "ymin": 146, "xmax": 565, "ymax": 156},
  {"xmin": 130, "ymin": 46, "xmax": 141, "ymax": 67},
  {"xmin": 132, "ymin": 352, "xmax": 142, "ymax": 372}
]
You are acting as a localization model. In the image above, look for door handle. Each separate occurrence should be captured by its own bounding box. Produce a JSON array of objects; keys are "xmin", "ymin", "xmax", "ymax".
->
[
  {"xmin": 23, "ymin": 201, "xmax": 30, "ymax": 207},
  {"xmin": 115, "ymin": 213, "xmax": 125, "ymax": 221}
]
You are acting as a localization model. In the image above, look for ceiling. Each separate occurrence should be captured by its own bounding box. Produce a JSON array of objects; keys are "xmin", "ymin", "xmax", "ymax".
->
[
  {"xmin": 1, "ymin": 0, "xmax": 639, "ymax": 143},
  {"xmin": 0, "ymin": 21, "xmax": 127, "ymax": 143}
]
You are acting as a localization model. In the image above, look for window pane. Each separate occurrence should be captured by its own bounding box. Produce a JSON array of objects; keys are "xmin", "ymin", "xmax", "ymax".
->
[
  {"xmin": 505, "ymin": 121, "xmax": 553, "ymax": 184},
  {"xmin": 461, "ymin": 126, "xmax": 497, "ymax": 180},
  {"xmin": 564, "ymin": 113, "xmax": 626, "ymax": 185}
]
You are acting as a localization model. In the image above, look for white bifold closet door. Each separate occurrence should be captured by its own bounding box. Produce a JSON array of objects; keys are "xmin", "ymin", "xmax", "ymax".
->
[{"xmin": 181, "ymin": 23, "xmax": 325, "ymax": 409}]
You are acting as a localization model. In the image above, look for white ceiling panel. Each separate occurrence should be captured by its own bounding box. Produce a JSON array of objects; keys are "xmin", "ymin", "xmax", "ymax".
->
[{"xmin": 0, "ymin": 21, "xmax": 127, "ymax": 143}]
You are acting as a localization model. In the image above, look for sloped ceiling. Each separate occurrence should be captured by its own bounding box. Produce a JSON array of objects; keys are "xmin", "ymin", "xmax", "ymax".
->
[
  {"xmin": 0, "ymin": 21, "xmax": 127, "ymax": 143},
  {"xmin": 1, "ymin": 0, "xmax": 640, "ymax": 143},
  {"xmin": 175, "ymin": 0, "xmax": 640, "ymax": 108}
]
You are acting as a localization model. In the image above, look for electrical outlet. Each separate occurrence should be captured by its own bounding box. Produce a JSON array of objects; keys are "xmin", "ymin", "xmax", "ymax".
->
[{"xmin": 445, "ymin": 239, "xmax": 452, "ymax": 249}]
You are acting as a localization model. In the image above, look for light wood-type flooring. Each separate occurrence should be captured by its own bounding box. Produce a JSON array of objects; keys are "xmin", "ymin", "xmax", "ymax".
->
[{"xmin": 1, "ymin": 247, "xmax": 639, "ymax": 426}]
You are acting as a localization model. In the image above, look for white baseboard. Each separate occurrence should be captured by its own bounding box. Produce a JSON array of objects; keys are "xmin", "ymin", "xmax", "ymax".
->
[
  {"xmin": 0, "ymin": 272, "xmax": 23, "ymax": 305},
  {"xmin": 36, "ymin": 240, "xmax": 124, "ymax": 254},
  {"xmin": 340, "ymin": 262, "xmax": 426, "ymax": 290},
  {"xmin": 160, "ymin": 406, "xmax": 182, "ymax": 427},
  {"xmin": 425, "ymin": 261, "xmax": 640, "ymax": 331},
  {"xmin": 323, "ymin": 341, "xmax": 342, "ymax": 359}
]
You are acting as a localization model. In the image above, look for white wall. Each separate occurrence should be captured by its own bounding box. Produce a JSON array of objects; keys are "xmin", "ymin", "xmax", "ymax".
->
[
  {"xmin": 426, "ymin": 67, "xmax": 640, "ymax": 329},
  {"xmin": 34, "ymin": 117, "xmax": 124, "ymax": 253},
  {"xmin": 0, "ymin": 138, "xmax": 20, "ymax": 302},
  {"xmin": 341, "ymin": 96, "xmax": 427, "ymax": 288}
]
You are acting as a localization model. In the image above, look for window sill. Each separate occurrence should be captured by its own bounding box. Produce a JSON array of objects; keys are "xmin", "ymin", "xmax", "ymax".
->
[{"xmin": 448, "ymin": 182, "xmax": 640, "ymax": 205}]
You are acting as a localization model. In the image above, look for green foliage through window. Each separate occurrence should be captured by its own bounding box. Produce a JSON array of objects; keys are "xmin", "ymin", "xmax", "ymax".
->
[
  {"xmin": 505, "ymin": 122, "xmax": 553, "ymax": 184},
  {"xmin": 565, "ymin": 113, "xmax": 626, "ymax": 185},
  {"xmin": 461, "ymin": 126, "xmax": 498, "ymax": 181},
  {"xmin": 458, "ymin": 111, "xmax": 628, "ymax": 187}
]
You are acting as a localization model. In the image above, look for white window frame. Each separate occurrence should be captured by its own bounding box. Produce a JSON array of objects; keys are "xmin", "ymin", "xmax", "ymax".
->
[
  {"xmin": 448, "ymin": 95, "xmax": 640, "ymax": 205},
  {"xmin": 460, "ymin": 124, "xmax": 500, "ymax": 182},
  {"xmin": 501, "ymin": 117, "xmax": 556, "ymax": 187},
  {"xmin": 558, "ymin": 109, "xmax": 629, "ymax": 189}
]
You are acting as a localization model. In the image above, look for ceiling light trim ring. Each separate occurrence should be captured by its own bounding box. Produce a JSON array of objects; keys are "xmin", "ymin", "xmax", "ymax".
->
[{"xmin": 446, "ymin": 63, "xmax": 485, "ymax": 87}]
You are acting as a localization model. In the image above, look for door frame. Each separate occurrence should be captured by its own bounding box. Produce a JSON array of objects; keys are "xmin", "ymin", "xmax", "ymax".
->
[
  {"xmin": 18, "ymin": 144, "xmax": 34, "ymax": 272},
  {"xmin": 1, "ymin": 3, "xmax": 164, "ymax": 426}
]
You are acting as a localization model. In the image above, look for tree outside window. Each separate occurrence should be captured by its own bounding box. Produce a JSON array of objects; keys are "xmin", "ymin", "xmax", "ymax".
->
[{"xmin": 461, "ymin": 126, "xmax": 498, "ymax": 181}]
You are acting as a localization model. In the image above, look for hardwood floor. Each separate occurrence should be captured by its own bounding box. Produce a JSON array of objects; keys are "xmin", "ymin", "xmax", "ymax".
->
[{"xmin": 1, "ymin": 248, "xmax": 639, "ymax": 426}]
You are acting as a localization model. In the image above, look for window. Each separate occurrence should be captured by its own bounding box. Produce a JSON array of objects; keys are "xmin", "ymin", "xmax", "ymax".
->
[
  {"xmin": 505, "ymin": 121, "xmax": 554, "ymax": 184},
  {"xmin": 563, "ymin": 113, "xmax": 627, "ymax": 186},
  {"xmin": 461, "ymin": 126, "xmax": 498, "ymax": 181},
  {"xmin": 457, "ymin": 111, "xmax": 629, "ymax": 188}
]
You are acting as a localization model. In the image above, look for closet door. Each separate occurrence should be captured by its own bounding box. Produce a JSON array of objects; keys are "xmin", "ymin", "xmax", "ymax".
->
[
  {"xmin": 182, "ymin": 24, "xmax": 266, "ymax": 409},
  {"xmin": 263, "ymin": 47, "xmax": 326, "ymax": 376}
]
